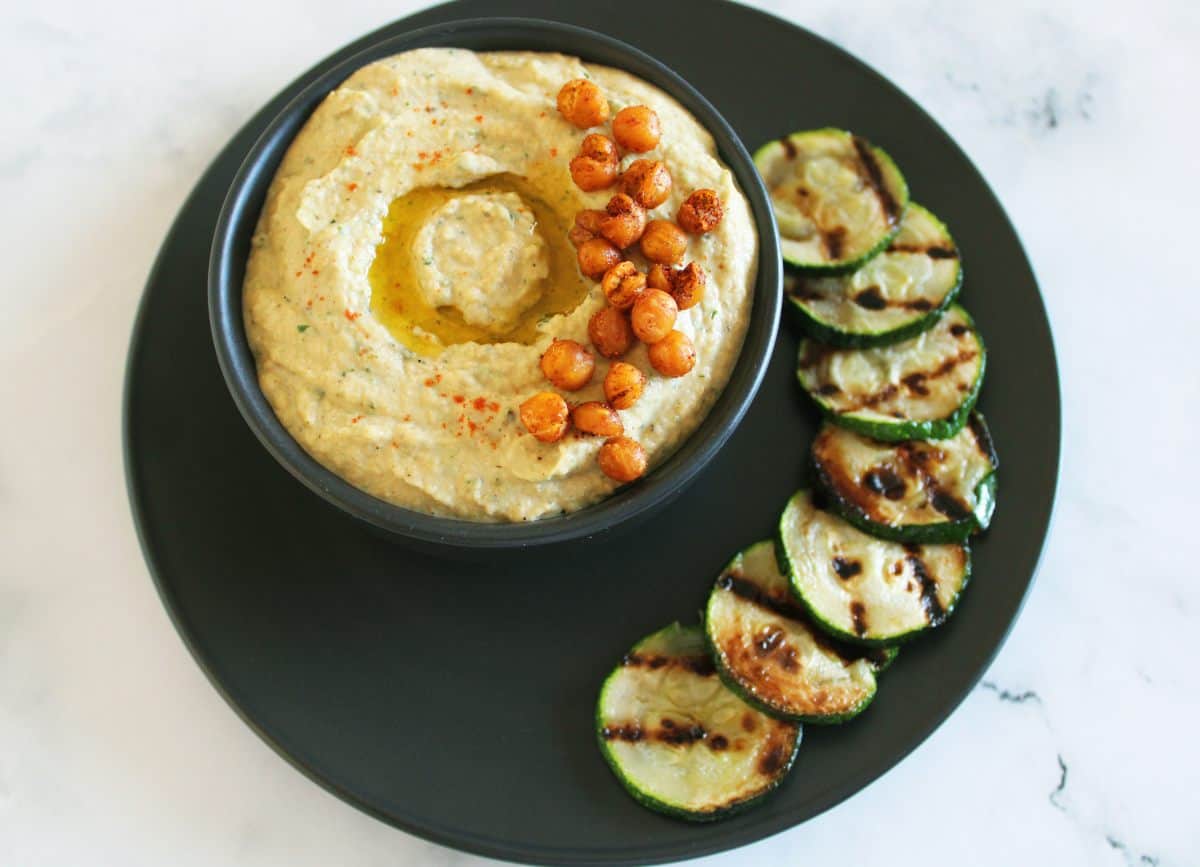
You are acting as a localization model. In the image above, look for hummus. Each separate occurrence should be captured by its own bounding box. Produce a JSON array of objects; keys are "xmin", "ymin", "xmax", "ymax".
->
[{"xmin": 243, "ymin": 48, "xmax": 757, "ymax": 521}]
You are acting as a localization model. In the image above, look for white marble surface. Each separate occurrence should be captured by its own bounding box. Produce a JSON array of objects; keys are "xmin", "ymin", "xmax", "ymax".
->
[{"xmin": 1, "ymin": 0, "xmax": 1197, "ymax": 864}]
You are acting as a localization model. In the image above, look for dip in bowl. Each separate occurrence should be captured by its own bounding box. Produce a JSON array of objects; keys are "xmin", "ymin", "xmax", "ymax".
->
[{"xmin": 210, "ymin": 19, "xmax": 781, "ymax": 548}]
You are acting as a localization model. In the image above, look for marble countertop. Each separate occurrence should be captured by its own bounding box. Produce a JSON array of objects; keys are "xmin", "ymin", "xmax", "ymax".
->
[{"xmin": 2, "ymin": 0, "xmax": 1196, "ymax": 864}]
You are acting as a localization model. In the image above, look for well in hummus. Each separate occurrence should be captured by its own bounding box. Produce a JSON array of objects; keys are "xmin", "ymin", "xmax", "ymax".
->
[{"xmin": 243, "ymin": 48, "xmax": 757, "ymax": 521}]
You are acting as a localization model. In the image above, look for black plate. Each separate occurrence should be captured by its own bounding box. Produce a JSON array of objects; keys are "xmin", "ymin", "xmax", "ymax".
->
[{"xmin": 124, "ymin": 1, "xmax": 1060, "ymax": 864}]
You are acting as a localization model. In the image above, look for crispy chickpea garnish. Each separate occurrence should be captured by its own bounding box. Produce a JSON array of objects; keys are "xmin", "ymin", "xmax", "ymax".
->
[
  {"xmin": 639, "ymin": 220, "xmax": 687, "ymax": 265},
  {"xmin": 573, "ymin": 401, "xmax": 624, "ymax": 437},
  {"xmin": 612, "ymin": 105, "xmax": 662, "ymax": 152},
  {"xmin": 620, "ymin": 159, "xmax": 672, "ymax": 208},
  {"xmin": 556, "ymin": 79, "xmax": 610, "ymax": 128},
  {"xmin": 569, "ymin": 134, "xmax": 619, "ymax": 192},
  {"xmin": 568, "ymin": 208, "xmax": 607, "ymax": 247},
  {"xmin": 588, "ymin": 306, "xmax": 634, "ymax": 358},
  {"xmin": 671, "ymin": 263, "xmax": 707, "ymax": 310},
  {"xmin": 647, "ymin": 330, "xmax": 697, "ymax": 377},
  {"xmin": 540, "ymin": 338, "xmax": 595, "ymax": 391},
  {"xmin": 645, "ymin": 262, "xmax": 706, "ymax": 310},
  {"xmin": 577, "ymin": 237, "xmax": 622, "ymax": 279},
  {"xmin": 646, "ymin": 263, "xmax": 672, "ymax": 292},
  {"xmin": 631, "ymin": 289, "xmax": 678, "ymax": 344},
  {"xmin": 599, "ymin": 193, "xmax": 648, "ymax": 249},
  {"xmin": 598, "ymin": 435, "xmax": 648, "ymax": 483},
  {"xmin": 677, "ymin": 189, "xmax": 724, "ymax": 234},
  {"xmin": 601, "ymin": 261, "xmax": 647, "ymax": 310},
  {"xmin": 520, "ymin": 392, "xmax": 570, "ymax": 443},
  {"xmin": 604, "ymin": 361, "xmax": 647, "ymax": 410}
]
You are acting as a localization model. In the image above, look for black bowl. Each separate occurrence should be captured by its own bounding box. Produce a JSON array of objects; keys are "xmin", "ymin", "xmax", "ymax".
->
[{"xmin": 208, "ymin": 17, "xmax": 782, "ymax": 549}]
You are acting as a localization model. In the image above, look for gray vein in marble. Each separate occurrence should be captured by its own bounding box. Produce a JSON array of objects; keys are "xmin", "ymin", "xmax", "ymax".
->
[
  {"xmin": 979, "ymin": 680, "xmax": 1042, "ymax": 704},
  {"xmin": 1049, "ymin": 754, "xmax": 1068, "ymax": 811},
  {"xmin": 1106, "ymin": 835, "xmax": 1160, "ymax": 867},
  {"xmin": 977, "ymin": 681, "xmax": 1166, "ymax": 865}
]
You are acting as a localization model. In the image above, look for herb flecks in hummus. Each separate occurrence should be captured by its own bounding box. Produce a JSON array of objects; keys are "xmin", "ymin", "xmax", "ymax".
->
[{"xmin": 243, "ymin": 48, "xmax": 757, "ymax": 521}]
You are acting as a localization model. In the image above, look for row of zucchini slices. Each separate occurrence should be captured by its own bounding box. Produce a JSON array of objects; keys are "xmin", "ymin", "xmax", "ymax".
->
[{"xmin": 595, "ymin": 128, "xmax": 1000, "ymax": 820}]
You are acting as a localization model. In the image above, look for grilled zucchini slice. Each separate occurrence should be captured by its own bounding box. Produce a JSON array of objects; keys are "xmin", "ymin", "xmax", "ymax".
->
[
  {"xmin": 705, "ymin": 540, "xmax": 890, "ymax": 724},
  {"xmin": 777, "ymin": 490, "xmax": 971, "ymax": 646},
  {"xmin": 796, "ymin": 304, "xmax": 985, "ymax": 441},
  {"xmin": 785, "ymin": 203, "xmax": 962, "ymax": 348},
  {"xmin": 596, "ymin": 623, "xmax": 801, "ymax": 821},
  {"xmin": 754, "ymin": 128, "xmax": 909, "ymax": 273},
  {"xmin": 812, "ymin": 413, "xmax": 998, "ymax": 544}
]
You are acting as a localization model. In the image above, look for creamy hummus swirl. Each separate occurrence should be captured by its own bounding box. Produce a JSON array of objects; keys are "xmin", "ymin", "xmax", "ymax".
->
[{"xmin": 243, "ymin": 48, "xmax": 757, "ymax": 521}]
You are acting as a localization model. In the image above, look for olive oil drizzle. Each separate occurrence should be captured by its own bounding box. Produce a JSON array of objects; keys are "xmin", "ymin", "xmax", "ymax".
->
[{"xmin": 368, "ymin": 174, "xmax": 590, "ymax": 356}]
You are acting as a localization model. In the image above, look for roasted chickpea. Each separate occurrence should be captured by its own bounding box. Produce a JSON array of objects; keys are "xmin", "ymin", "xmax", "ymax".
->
[
  {"xmin": 631, "ymin": 289, "xmax": 678, "ymax": 344},
  {"xmin": 639, "ymin": 220, "xmax": 688, "ymax": 265},
  {"xmin": 670, "ymin": 262, "xmax": 707, "ymax": 311},
  {"xmin": 599, "ymin": 193, "xmax": 648, "ymax": 249},
  {"xmin": 577, "ymin": 237, "xmax": 622, "ymax": 279},
  {"xmin": 647, "ymin": 330, "xmax": 697, "ymax": 377},
  {"xmin": 597, "ymin": 435, "xmax": 648, "ymax": 483},
  {"xmin": 612, "ymin": 105, "xmax": 662, "ymax": 153},
  {"xmin": 601, "ymin": 261, "xmax": 647, "ymax": 311},
  {"xmin": 587, "ymin": 306, "xmax": 634, "ymax": 358},
  {"xmin": 604, "ymin": 361, "xmax": 647, "ymax": 410},
  {"xmin": 677, "ymin": 189, "xmax": 724, "ymax": 234},
  {"xmin": 646, "ymin": 263, "xmax": 672, "ymax": 292},
  {"xmin": 519, "ymin": 392, "xmax": 570, "ymax": 443},
  {"xmin": 569, "ymin": 134, "xmax": 619, "ymax": 192},
  {"xmin": 540, "ymin": 338, "xmax": 595, "ymax": 391},
  {"xmin": 572, "ymin": 401, "xmax": 624, "ymax": 437},
  {"xmin": 556, "ymin": 78, "xmax": 610, "ymax": 128},
  {"xmin": 568, "ymin": 209, "xmax": 606, "ymax": 247},
  {"xmin": 620, "ymin": 159, "xmax": 672, "ymax": 208}
]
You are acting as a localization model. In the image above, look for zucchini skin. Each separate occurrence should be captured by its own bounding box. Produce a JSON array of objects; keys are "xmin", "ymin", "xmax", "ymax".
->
[
  {"xmin": 796, "ymin": 305, "xmax": 987, "ymax": 442},
  {"xmin": 594, "ymin": 626, "xmax": 801, "ymax": 822},
  {"xmin": 773, "ymin": 493, "xmax": 974, "ymax": 648},
  {"xmin": 702, "ymin": 598, "xmax": 877, "ymax": 726},
  {"xmin": 872, "ymin": 646, "xmax": 900, "ymax": 674},
  {"xmin": 754, "ymin": 129, "xmax": 910, "ymax": 275},
  {"xmin": 811, "ymin": 413, "xmax": 999, "ymax": 544}
]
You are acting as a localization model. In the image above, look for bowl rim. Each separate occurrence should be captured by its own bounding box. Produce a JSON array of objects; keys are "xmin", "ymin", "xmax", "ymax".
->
[{"xmin": 208, "ymin": 16, "xmax": 782, "ymax": 548}]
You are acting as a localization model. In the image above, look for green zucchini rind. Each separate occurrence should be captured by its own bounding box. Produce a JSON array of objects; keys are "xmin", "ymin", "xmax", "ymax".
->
[
  {"xmin": 872, "ymin": 646, "xmax": 900, "ymax": 674},
  {"xmin": 812, "ymin": 413, "xmax": 999, "ymax": 544},
  {"xmin": 777, "ymin": 490, "xmax": 971, "ymax": 647},
  {"xmin": 754, "ymin": 128, "xmax": 910, "ymax": 274},
  {"xmin": 784, "ymin": 203, "xmax": 962, "ymax": 348},
  {"xmin": 596, "ymin": 623, "xmax": 801, "ymax": 821},
  {"xmin": 705, "ymin": 540, "xmax": 889, "ymax": 724},
  {"xmin": 796, "ymin": 304, "xmax": 986, "ymax": 442}
]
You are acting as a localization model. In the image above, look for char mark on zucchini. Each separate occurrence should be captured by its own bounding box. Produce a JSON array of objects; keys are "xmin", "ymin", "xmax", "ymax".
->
[
  {"xmin": 832, "ymin": 557, "xmax": 862, "ymax": 579},
  {"xmin": 905, "ymin": 547, "xmax": 947, "ymax": 626},
  {"xmin": 622, "ymin": 651, "xmax": 716, "ymax": 677},
  {"xmin": 717, "ymin": 571, "xmax": 809, "ymax": 623},
  {"xmin": 849, "ymin": 601, "xmax": 869, "ymax": 637},
  {"xmin": 851, "ymin": 134, "xmax": 901, "ymax": 225}
]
